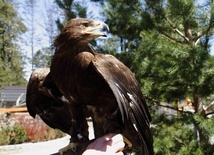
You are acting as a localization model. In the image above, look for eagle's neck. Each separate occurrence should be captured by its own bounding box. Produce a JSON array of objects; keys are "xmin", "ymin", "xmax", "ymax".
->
[
  {"xmin": 50, "ymin": 42, "xmax": 95, "ymax": 80},
  {"xmin": 50, "ymin": 42, "xmax": 96, "ymax": 102}
]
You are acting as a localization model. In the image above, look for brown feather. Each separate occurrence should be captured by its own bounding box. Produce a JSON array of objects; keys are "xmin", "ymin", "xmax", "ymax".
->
[
  {"xmin": 52, "ymin": 18, "xmax": 154, "ymax": 154},
  {"xmin": 27, "ymin": 18, "xmax": 153, "ymax": 155},
  {"xmin": 26, "ymin": 68, "xmax": 73, "ymax": 134}
]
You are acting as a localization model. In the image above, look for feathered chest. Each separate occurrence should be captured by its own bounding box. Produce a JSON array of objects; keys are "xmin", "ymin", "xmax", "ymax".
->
[{"xmin": 50, "ymin": 51, "xmax": 102, "ymax": 102}]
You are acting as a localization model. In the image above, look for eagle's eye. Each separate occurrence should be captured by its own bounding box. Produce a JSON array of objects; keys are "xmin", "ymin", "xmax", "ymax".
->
[{"xmin": 82, "ymin": 22, "xmax": 89, "ymax": 27}]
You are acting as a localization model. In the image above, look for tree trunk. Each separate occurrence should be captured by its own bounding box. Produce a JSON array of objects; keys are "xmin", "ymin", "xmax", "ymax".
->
[
  {"xmin": 193, "ymin": 93, "xmax": 204, "ymax": 115},
  {"xmin": 193, "ymin": 93, "xmax": 209, "ymax": 143}
]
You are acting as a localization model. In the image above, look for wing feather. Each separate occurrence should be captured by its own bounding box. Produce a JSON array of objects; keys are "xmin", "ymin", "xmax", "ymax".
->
[
  {"xmin": 26, "ymin": 68, "xmax": 73, "ymax": 134},
  {"xmin": 91, "ymin": 54, "xmax": 153, "ymax": 155}
]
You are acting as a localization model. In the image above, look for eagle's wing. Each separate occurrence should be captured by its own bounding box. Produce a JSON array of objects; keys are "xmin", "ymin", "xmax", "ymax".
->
[
  {"xmin": 91, "ymin": 54, "xmax": 153, "ymax": 155},
  {"xmin": 26, "ymin": 68, "xmax": 72, "ymax": 134}
]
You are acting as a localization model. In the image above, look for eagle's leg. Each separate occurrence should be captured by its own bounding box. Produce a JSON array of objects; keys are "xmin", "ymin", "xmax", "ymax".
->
[
  {"xmin": 58, "ymin": 103, "xmax": 89, "ymax": 154},
  {"xmin": 59, "ymin": 119, "xmax": 89, "ymax": 155},
  {"xmin": 58, "ymin": 132, "xmax": 89, "ymax": 154}
]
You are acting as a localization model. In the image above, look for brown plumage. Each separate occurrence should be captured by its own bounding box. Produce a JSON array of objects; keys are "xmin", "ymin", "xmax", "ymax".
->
[
  {"xmin": 26, "ymin": 68, "xmax": 74, "ymax": 135},
  {"xmin": 26, "ymin": 18, "xmax": 153, "ymax": 155}
]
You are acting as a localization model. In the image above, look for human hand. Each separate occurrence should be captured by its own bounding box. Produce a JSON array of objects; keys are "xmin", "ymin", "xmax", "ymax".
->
[{"xmin": 82, "ymin": 133, "xmax": 125, "ymax": 155}]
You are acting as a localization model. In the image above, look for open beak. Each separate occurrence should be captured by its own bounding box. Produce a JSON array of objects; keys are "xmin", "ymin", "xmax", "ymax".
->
[{"xmin": 84, "ymin": 21, "xmax": 109, "ymax": 37}]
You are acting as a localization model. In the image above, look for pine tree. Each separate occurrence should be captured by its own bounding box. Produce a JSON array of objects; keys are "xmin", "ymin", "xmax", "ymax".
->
[
  {"xmin": 55, "ymin": 0, "xmax": 87, "ymax": 30},
  {"xmin": 100, "ymin": 0, "xmax": 214, "ymax": 154},
  {"xmin": 0, "ymin": 1, "xmax": 27, "ymax": 87}
]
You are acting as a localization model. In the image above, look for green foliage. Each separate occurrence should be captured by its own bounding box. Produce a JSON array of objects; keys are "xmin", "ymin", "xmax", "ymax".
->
[
  {"xmin": 33, "ymin": 47, "xmax": 54, "ymax": 68},
  {"xmin": 104, "ymin": 0, "xmax": 142, "ymax": 40},
  {"xmin": 0, "ymin": 126, "xmax": 10, "ymax": 145},
  {"xmin": 101, "ymin": 0, "xmax": 214, "ymax": 154},
  {"xmin": 102, "ymin": 0, "xmax": 214, "ymax": 101},
  {"xmin": 153, "ymin": 121, "xmax": 203, "ymax": 155},
  {"xmin": 133, "ymin": 31, "xmax": 214, "ymax": 102},
  {"xmin": 9, "ymin": 123, "xmax": 27, "ymax": 144},
  {"xmin": 55, "ymin": 0, "xmax": 87, "ymax": 30},
  {"xmin": 150, "ymin": 105, "xmax": 205, "ymax": 155},
  {"xmin": 151, "ymin": 111, "xmax": 214, "ymax": 154},
  {"xmin": 194, "ymin": 114, "xmax": 214, "ymax": 136},
  {"xmin": 44, "ymin": 128, "xmax": 66, "ymax": 141},
  {"xmin": 0, "ymin": 123, "xmax": 65, "ymax": 145},
  {"xmin": 0, "ymin": 1, "xmax": 27, "ymax": 87},
  {"xmin": 0, "ymin": 123, "xmax": 27, "ymax": 145}
]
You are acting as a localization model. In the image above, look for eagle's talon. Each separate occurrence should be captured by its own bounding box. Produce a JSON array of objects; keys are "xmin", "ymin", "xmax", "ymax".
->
[{"xmin": 123, "ymin": 136, "xmax": 132, "ymax": 148}]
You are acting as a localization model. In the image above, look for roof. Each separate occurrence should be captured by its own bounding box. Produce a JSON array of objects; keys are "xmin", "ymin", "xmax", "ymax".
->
[{"xmin": 0, "ymin": 86, "xmax": 26, "ymax": 103}]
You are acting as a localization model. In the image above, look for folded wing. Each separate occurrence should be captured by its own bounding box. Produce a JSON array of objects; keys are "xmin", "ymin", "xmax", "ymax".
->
[
  {"xmin": 91, "ymin": 54, "xmax": 153, "ymax": 155},
  {"xmin": 26, "ymin": 68, "xmax": 72, "ymax": 134}
]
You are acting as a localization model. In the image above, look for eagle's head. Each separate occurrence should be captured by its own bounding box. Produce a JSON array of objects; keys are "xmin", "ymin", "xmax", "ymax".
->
[{"xmin": 55, "ymin": 18, "xmax": 109, "ymax": 47}]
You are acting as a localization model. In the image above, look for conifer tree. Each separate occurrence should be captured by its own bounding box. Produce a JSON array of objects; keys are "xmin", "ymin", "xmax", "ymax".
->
[
  {"xmin": 55, "ymin": 0, "xmax": 87, "ymax": 30},
  {"xmin": 100, "ymin": 0, "xmax": 214, "ymax": 154},
  {"xmin": 0, "ymin": 1, "xmax": 27, "ymax": 87}
]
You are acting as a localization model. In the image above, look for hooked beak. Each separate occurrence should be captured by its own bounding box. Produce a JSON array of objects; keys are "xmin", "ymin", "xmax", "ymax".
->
[{"xmin": 84, "ymin": 21, "xmax": 109, "ymax": 37}]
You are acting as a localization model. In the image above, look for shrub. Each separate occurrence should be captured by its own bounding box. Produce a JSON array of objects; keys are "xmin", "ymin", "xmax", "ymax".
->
[
  {"xmin": 9, "ymin": 123, "xmax": 27, "ymax": 144},
  {"xmin": 0, "ymin": 123, "xmax": 27, "ymax": 145},
  {"xmin": 0, "ymin": 127, "xmax": 10, "ymax": 145},
  {"xmin": 44, "ymin": 127, "xmax": 66, "ymax": 141}
]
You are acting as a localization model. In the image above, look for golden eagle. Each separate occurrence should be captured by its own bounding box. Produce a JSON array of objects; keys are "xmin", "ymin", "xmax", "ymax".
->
[{"xmin": 26, "ymin": 18, "xmax": 153, "ymax": 155}]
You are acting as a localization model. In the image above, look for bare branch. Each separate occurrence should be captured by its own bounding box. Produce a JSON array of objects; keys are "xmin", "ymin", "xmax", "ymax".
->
[
  {"xmin": 205, "ymin": 101, "xmax": 214, "ymax": 116},
  {"xmin": 158, "ymin": 28, "xmax": 184, "ymax": 44},
  {"xmin": 145, "ymin": 1, "xmax": 189, "ymax": 43},
  {"xmin": 162, "ymin": 14, "xmax": 194, "ymax": 44},
  {"xmin": 146, "ymin": 97, "xmax": 194, "ymax": 115},
  {"xmin": 147, "ymin": 96, "xmax": 214, "ymax": 117},
  {"xmin": 193, "ymin": 32, "xmax": 203, "ymax": 45},
  {"xmin": 199, "ymin": 4, "xmax": 214, "ymax": 48}
]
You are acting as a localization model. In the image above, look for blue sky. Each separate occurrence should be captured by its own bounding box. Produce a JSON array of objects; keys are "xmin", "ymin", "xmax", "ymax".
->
[
  {"xmin": 17, "ymin": 0, "xmax": 214, "ymax": 79},
  {"xmin": 17, "ymin": 0, "xmax": 102, "ymax": 79}
]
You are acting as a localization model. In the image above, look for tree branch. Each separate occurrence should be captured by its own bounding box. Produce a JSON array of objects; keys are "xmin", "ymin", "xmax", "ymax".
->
[
  {"xmin": 205, "ymin": 101, "xmax": 214, "ymax": 116},
  {"xmin": 146, "ymin": 97, "xmax": 194, "ymax": 115},
  {"xmin": 158, "ymin": 28, "xmax": 184, "ymax": 44},
  {"xmin": 147, "ymin": 96, "xmax": 214, "ymax": 117},
  {"xmin": 199, "ymin": 4, "xmax": 214, "ymax": 48},
  {"xmin": 193, "ymin": 32, "xmax": 203, "ymax": 45},
  {"xmin": 145, "ymin": 1, "xmax": 190, "ymax": 43}
]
